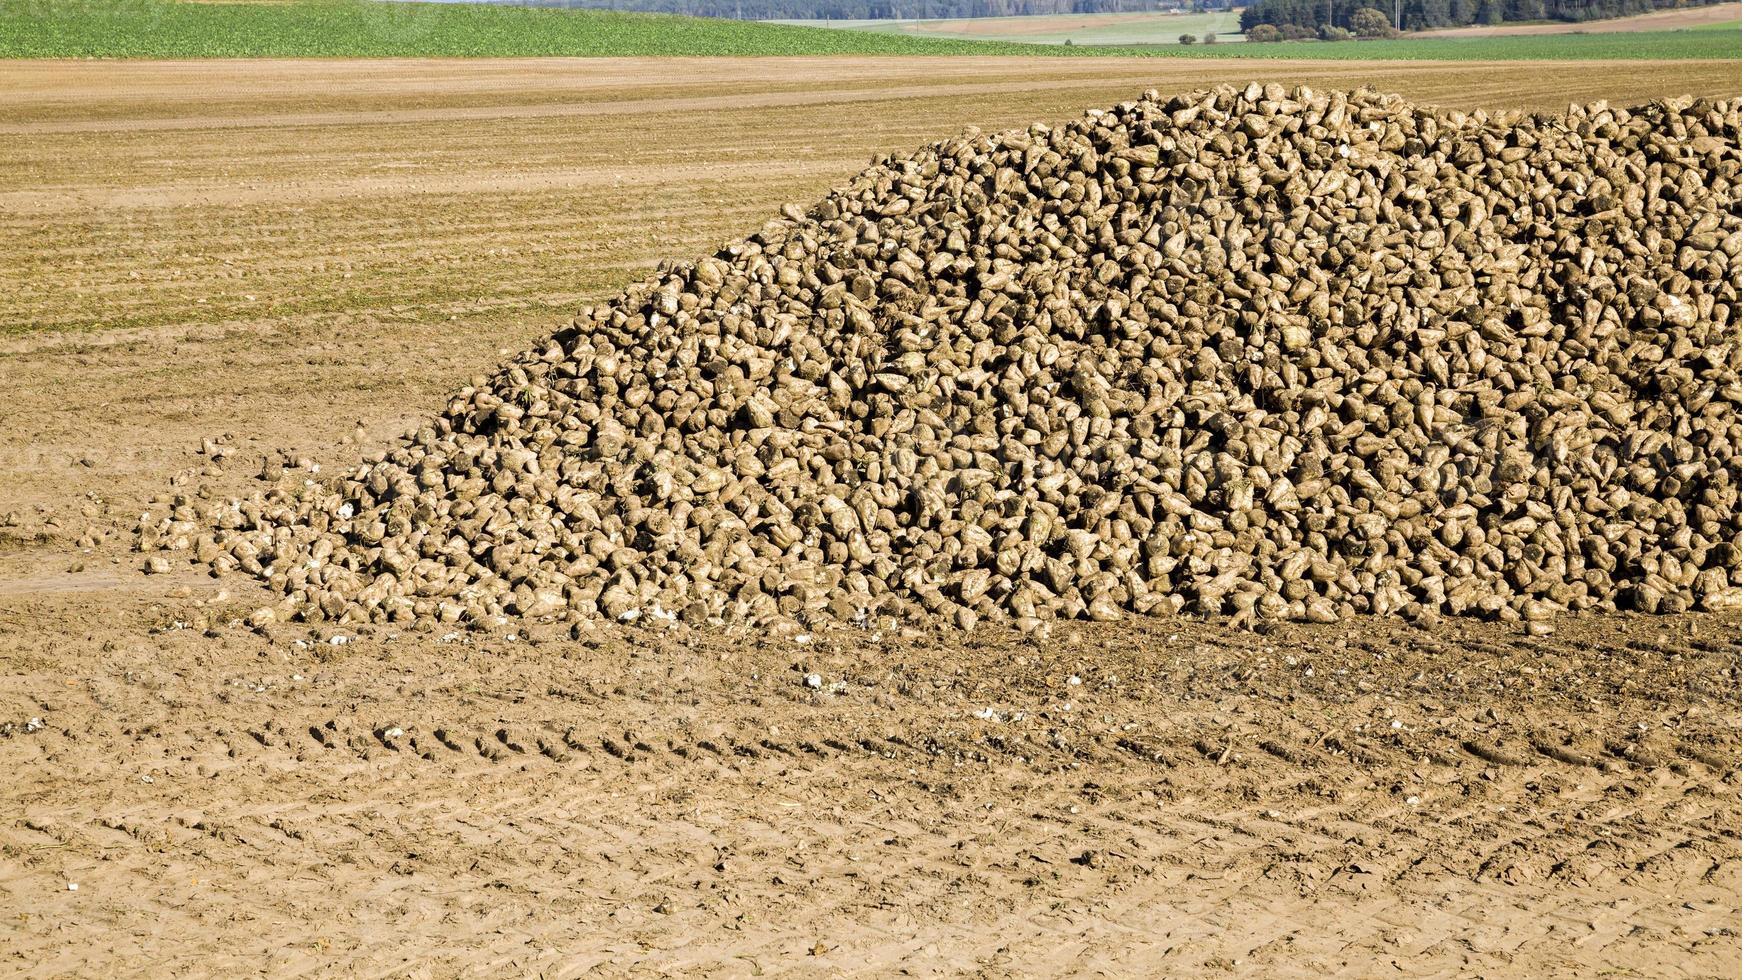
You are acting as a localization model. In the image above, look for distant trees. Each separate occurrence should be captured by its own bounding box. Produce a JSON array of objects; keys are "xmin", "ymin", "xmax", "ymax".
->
[
  {"xmin": 1239, "ymin": 0, "xmax": 1725, "ymax": 33},
  {"xmin": 1243, "ymin": 21, "xmax": 1283, "ymax": 39},
  {"xmin": 1179, "ymin": 31, "xmax": 1197, "ymax": 42},
  {"xmin": 1348, "ymin": 6, "xmax": 1394, "ymax": 34}
]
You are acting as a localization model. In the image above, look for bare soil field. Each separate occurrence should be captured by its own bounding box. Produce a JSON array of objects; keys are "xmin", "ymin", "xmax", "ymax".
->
[
  {"xmin": 4, "ymin": 57, "xmax": 1742, "ymax": 976},
  {"xmin": 1422, "ymin": 0, "xmax": 1742, "ymax": 36}
]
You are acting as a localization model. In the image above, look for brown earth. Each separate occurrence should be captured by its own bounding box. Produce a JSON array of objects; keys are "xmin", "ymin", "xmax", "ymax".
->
[
  {"xmin": 4, "ymin": 57, "xmax": 1742, "ymax": 977},
  {"xmin": 1421, "ymin": 0, "xmax": 1742, "ymax": 36}
]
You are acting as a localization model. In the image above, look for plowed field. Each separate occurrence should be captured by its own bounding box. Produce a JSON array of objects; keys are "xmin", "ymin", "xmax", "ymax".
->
[{"xmin": 4, "ymin": 57, "xmax": 1742, "ymax": 977}]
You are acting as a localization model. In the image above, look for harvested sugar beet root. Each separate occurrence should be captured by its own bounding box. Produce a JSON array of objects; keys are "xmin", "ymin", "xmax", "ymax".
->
[{"xmin": 142, "ymin": 84, "xmax": 1742, "ymax": 632}]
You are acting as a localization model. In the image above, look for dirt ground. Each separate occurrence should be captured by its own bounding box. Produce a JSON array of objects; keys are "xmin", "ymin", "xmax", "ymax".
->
[{"xmin": 4, "ymin": 57, "xmax": 1742, "ymax": 977}]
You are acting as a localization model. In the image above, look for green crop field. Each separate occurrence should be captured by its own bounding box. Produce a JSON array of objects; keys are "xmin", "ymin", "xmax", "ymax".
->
[
  {"xmin": 1, "ymin": 0, "xmax": 1739, "ymax": 58},
  {"xmin": 0, "ymin": 0, "xmax": 1043, "ymax": 57}
]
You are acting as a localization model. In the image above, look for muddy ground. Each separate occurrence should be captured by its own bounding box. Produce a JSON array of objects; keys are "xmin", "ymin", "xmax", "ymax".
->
[{"xmin": 4, "ymin": 58, "xmax": 1742, "ymax": 977}]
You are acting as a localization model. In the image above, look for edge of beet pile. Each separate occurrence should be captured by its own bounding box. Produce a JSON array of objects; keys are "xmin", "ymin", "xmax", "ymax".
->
[{"xmin": 137, "ymin": 84, "xmax": 1742, "ymax": 638}]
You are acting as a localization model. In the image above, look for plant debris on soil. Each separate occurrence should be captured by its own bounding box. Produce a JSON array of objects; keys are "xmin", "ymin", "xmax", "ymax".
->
[{"xmin": 141, "ymin": 84, "xmax": 1742, "ymax": 634}]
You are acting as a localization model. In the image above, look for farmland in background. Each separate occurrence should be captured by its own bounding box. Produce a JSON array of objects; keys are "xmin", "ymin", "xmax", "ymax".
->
[
  {"xmin": 1419, "ymin": 0, "xmax": 1742, "ymax": 34},
  {"xmin": 767, "ymin": 10, "xmax": 1247, "ymax": 45},
  {"xmin": 2, "ymin": 0, "xmax": 1740, "ymax": 57},
  {"xmin": 0, "ymin": 0, "xmax": 1060, "ymax": 56}
]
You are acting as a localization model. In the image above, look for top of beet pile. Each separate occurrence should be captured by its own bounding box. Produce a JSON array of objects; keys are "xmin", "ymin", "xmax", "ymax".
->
[{"xmin": 141, "ymin": 84, "xmax": 1742, "ymax": 634}]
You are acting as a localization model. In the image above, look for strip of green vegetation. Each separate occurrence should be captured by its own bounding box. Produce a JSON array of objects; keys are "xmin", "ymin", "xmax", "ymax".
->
[
  {"xmin": 1, "ymin": 0, "xmax": 1738, "ymax": 58},
  {"xmin": 0, "ymin": 0, "xmax": 1050, "ymax": 57}
]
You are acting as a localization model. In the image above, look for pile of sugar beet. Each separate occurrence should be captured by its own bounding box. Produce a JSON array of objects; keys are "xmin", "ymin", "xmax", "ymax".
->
[{"xmin": 141, "ymin": 84, "xmax": 1742, "ymax": 635}]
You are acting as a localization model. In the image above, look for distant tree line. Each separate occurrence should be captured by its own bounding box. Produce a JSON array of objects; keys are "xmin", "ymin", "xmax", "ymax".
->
[
  {"xmin": 1240, "ymin": 0, "xmax": 1727, "ymax": 33},
  {"xmin": 505, "ymin": 0, "xmax": 1213, "ymax": 18}
]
